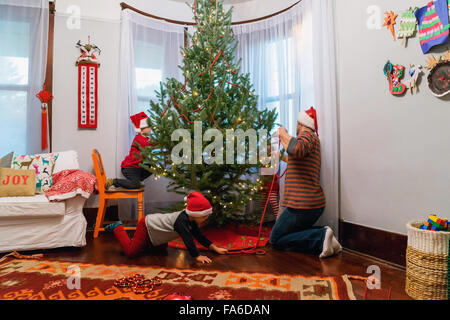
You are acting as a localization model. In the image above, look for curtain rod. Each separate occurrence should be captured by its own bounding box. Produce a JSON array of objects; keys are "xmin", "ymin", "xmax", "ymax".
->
[{"xmin": 119, "ymin": 1, "xmax": 302, "ymax": 26}]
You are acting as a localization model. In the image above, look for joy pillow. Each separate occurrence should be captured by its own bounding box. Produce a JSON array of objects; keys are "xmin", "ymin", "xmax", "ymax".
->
[
  {"xmin": 0, "ymin": 168, "xmax": 36, "ymax": 197},
  {"xmin": 11, "ymin": 153, "xmax": 59, "ymax": 194}
]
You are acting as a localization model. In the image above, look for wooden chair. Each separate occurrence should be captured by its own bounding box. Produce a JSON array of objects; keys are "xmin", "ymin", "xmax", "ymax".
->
[{"xmin": 92, "ymin": 149, "xmax": 144, "ymax": 238}]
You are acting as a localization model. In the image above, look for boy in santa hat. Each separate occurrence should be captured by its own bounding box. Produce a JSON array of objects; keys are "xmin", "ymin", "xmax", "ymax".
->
[
  {"xmin": 270, "ymin": 107, "xmax": 342, "ymax": 259},
  {"xmin": 106, "ymin": 112, "xmax": 153, "ymax": 190},
  {"xmin": 105, "ymin": 192, "xmax": 228, "ymax": 264}
]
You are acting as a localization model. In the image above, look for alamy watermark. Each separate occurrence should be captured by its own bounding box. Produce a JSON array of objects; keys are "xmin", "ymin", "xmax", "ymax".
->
[
  {"xmin": 366, "ymin": 265, "xmax": 381, "ymax": 290},
  {"xmin": 66, "ymin": 265, "xmax": 81, "ymax": 290}
]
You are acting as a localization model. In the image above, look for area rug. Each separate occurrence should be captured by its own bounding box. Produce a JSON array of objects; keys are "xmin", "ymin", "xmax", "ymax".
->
[
  {"xmin": 168, "ymin": 225, "xmax": 272, "ymax": 252},
  {"xmin": 0, "ymin": 258, "xmax": 356, "ymax": 300}
]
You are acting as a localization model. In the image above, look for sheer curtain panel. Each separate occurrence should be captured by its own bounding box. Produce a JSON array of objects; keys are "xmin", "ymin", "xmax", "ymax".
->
[
  {"xmin": 117, "ymin": 10, "xmax": 185, "ymax": 220},
  {"xmin": 233, "ymin": 0, "xmax": 339, "ymax": 233},
  {"xmin": 0, "ymin": 0, "xmax": 49, "ymax": 156}
]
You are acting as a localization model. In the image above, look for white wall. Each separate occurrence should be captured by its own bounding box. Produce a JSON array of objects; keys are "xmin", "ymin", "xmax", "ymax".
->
[
  {"xmin": 52, "ymin": 15, "xmax": 120, "ymax": 207},
  {"xmin": 335, "ymin": 0, "xmax": 450, "ymax": 234}
]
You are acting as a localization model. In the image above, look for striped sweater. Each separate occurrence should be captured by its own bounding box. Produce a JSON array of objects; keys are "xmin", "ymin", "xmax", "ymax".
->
[{"xmin": 281, "ymin": 129, "xmax": 326, "ymax": 210}]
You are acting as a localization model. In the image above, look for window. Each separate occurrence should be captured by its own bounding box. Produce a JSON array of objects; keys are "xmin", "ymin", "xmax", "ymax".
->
[
  {"xmin": 0, "ymin": 19, "xmax": 30, "ymax": 155},
  {"xmin": 263, "ymin": 37, "xmax": 297, "ymax": 134},
  {"xmin": 134, "ymin": 40, "xmax": 163, "ymax": 113},
  {"xmin": 0, "ymin": 2, "xmax": 50, "ymax": 156}
]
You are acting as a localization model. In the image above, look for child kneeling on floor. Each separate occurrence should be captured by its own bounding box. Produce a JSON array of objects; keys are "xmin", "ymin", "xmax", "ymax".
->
[{"xmin": 105, "ymin": 192, "xmax": 228, "ymax": 264}]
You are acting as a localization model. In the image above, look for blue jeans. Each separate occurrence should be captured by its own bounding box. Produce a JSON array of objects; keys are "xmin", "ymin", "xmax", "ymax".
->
[{"xmin": 270, "ymin": 207, "xmax": 326, "ymax": 255}]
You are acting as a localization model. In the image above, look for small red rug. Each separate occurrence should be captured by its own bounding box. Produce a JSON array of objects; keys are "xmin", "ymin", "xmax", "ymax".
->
[
  {"xmin": 168, "ymin": 225, "xmax": 272, "ymax": 252},
  {"xmin": 0, "ymin": 257, "xmax": 356, "ymax": 300}
]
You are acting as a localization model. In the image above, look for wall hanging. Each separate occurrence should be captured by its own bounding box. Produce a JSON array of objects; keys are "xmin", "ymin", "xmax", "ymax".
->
[
  {"xmin": 35, "ymin": 84, "xmax": 53, "ymax": 150},
  {"xmin": 398, "ymin": 7, "xmax": 418, "ymax": 47},
  {"xmin": 406, "ymin": 64, "xmax": 424, "ymax": 94},
  {"xmin": 425, "ymin": 50, "xmax": 450, "ymax": 97},
  {"xmin": 383, "ymin": 11, "xmax": 398, "ymax": 41},
  {"xmin": 75, "ymin": 36, "xmax": 101, "ymax": 129},
  {"xmin": 415, "ymin": 0, "xmax": 450, "ymax": 54},
  {"xmin": 383, "ymin": 60, "xmax": 407, "ymax": 95}
]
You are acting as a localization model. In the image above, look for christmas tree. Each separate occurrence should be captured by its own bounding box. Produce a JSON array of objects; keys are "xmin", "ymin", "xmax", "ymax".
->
[{"xmin": 140, "ymin": 0, "xmax": 277, "ymax": 226}]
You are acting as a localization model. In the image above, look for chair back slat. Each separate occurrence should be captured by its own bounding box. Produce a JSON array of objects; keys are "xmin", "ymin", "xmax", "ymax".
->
[{"xmin": 92, "ymin": 149, "xmax": 106, "ymax": 194}]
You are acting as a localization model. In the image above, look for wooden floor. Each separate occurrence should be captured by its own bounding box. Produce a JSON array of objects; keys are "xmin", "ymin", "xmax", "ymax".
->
[{"xmin": 7, "ymin": 231, "xmax": 412, "ymax": 300}]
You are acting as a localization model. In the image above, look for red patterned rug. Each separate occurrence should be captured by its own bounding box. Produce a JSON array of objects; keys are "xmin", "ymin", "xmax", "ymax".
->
[{"xmin": 0, "ymin": 257, "xmax": 356, "ymax": 300}]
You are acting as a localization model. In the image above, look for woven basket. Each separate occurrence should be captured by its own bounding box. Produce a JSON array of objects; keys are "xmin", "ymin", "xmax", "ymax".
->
[{"xmin": 405, "ymin": 221, "xmax": 450, "ymax": 300}]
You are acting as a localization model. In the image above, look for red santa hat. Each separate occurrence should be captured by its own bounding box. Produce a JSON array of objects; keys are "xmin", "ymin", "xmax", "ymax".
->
[
  {"xmin": 184, "ymin": 192, "xmax": 213, "ymax": 218},
  {"xmin": 297, "ymin": 106, "xmax": 319, "ymax": 136},
  {"xmin": 130, "ymin": 112, "xmax": 149, "ymax": 133}
]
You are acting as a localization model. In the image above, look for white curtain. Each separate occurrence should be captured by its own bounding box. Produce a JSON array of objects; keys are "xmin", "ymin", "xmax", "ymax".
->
[
  {"xmin": 117, "ymin": 10, "xmax": 185, "ymax": 220},
  {"xmin": 233, "ymin": 0, "xmax": 340, "ymax": 233},
  {"xmin": 0, "ymin": 0, "xmax": 49, "ymax": 156}
]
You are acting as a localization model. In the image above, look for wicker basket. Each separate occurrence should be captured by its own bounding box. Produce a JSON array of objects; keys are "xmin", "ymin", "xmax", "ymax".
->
[{"xmin": 405, "ymin": 221, "xmax": 450, "ymax": 300}]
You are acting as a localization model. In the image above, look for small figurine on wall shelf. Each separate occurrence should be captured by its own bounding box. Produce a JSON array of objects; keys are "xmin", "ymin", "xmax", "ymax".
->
[
  {"xmin": 75, "ymin": 36, "xmax": 101, "ymax": 67},
  {"xmin": 383, "ymin": 60, "xmax": 407, "ymax": 96}
]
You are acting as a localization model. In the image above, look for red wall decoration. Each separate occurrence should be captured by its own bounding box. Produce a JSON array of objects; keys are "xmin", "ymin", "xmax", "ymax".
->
[{"xmin": 75, "ymin": 37, "xmax": 101, "ymax": 129}]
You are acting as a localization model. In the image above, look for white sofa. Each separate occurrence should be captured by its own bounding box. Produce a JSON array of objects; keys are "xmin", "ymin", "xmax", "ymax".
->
[{"xmin": 0, "ymin": 151, "xmax": 87, "ymax": 253}]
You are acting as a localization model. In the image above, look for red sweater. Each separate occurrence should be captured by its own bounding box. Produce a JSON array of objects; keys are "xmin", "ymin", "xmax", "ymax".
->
[{"xmin": 121, "ymin": 134, "xmax": 152, "ymax": 168}]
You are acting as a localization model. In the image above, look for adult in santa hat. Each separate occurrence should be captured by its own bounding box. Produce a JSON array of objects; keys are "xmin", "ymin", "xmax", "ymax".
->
[
  {"xmin": 105, "ymin": 112, "xmax": 153, "ymax": 190},
  {"xmin": 105, "ymin": 192, "xmax": 228, "ymax": 264},
  {"xmin": 270, "ymin": 107, "xmax": 342, "ymax": 258}
]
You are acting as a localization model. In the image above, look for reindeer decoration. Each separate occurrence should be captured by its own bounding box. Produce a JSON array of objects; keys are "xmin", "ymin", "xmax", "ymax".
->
[
  {"xmin": 405, "ymin": 64, "xmax": 423, "ymax": 94},
  {"xmin": 19, "ymin": 157, "xmax": 35, "ymax": 170},
  {"xmin": 75, "ymin": 36, "xmax": 101, "ymax": 66}
]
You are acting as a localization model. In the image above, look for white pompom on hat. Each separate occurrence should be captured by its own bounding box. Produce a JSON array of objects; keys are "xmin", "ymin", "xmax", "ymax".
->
[
  {"xmin": 297, "ymin": 106, "xmax": 319, "ymax": 136},
  {"xmin": 184, "ymin": 192, "xmax": 213, "ymax": 218},
  {"xmin": 130, "ymin": 112, "xmax": 149, "ymax": 133}
]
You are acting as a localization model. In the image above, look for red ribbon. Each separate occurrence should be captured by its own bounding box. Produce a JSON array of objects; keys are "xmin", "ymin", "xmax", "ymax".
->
[
  {"xmin": 178, "ymin": 114, "xmax": 195, "ymax": 124},
  {"xmin": 223, "ymin": 51, "xmax": 237, "ymax": 74}
]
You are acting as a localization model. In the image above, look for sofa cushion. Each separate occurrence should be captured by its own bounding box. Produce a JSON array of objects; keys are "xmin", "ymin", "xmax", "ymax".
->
[
  {"xmin": 53, "ymin": 150, "xmax": 80, "ymax": 174},
  {"xmin": 11, "ymin": 153, "xmax": 59, "ymax": 194},
  {"xmin": 0, "ymin": 168, "xmax": 36, "ymax": 197},
  {"xmin": 0, "ymin": 194, "xmax": 65, "ymax": 218}
]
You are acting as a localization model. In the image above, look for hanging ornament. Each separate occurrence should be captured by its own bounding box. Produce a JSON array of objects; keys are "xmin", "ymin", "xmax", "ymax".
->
[
  {"xmin": 415, "ymin": 0, "xmax": 450, "ymax": 54},
  {"xmin": 397, "ymin": 7, "xmax": 418, "ymax": 47},
  {"xmin": 382, "ymin": 11, "xmax": 398, "ymax": 41},
  {"xmin": 75, "ymin": 36, "xmax": 101, "ymax": 129},
  {"xmin": 35, "ymin": 84, "xmax": 53, "ymax": 150},
  {"xmin": 425, "ymin": 50, "xmax": 450, "ymax": 97},
  {"xmin": 405, "ymin": 64, "xmax": 423, "ymax": 94},
  {"xmin": 383, "ymin": 60, "xmax": 407, "ymax": 95}
]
